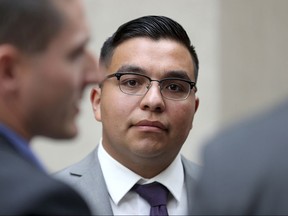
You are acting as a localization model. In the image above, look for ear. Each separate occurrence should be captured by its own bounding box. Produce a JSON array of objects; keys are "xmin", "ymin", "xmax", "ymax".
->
[
  {"xmin": 194, "ymin": 96, "xmax": 199, "ymax": 113},
  {"xmin": 189, "ymin": 96, "xmax": 200, "ymax": 131},
  {"xmin": 90, "ymin": 86, "xmax": 102, "ymax": 122},
  {"xmin": 0, "ymin": 45, "xmax": 20, "ymax": 92}
]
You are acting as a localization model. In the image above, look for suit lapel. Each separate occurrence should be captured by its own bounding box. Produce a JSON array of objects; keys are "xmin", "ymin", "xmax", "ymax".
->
[{"xmin": 67, "ymin": 146, "xmax": 113, "ymax": 215}]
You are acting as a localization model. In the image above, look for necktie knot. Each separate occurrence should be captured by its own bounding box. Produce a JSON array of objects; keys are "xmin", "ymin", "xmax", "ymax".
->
[{"xmin": 133, "ymin": 182, "xmax": 169, "ymax": 216}]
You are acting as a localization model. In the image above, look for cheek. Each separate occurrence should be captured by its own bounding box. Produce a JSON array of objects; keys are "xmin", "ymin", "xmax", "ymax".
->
[
  {"xmin": 38, "ymin": 61, "xmax": 76, "ymax": 86},
  {"xmin": 29, "ymin": 69, "xmax": 78, "ymax": 118},
  {"xmin": 100, "ymin": 92, "xmax": 132, "ymax": 126},
  {"xmin": 170, "ymin": 103, "xmax": 195, "ymax": 131},
  {"xmin": 45, "ymin": 77, "xmax": 76, "ymax": 103},
  {"xmin": 45, "ymin": 58, "xmax": 81, "ymax": 85},
  {"xmin": 23, "ymin": 59, "xmax": 80, "ymax": 114}
]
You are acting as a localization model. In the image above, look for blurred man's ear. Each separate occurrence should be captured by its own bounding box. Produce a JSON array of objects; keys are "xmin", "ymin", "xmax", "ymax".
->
[
  {"xmin": 0, "ymin": 45, "xmax": 20, "ymax": 93},
  {"xmin": 90, "ymin": 87, "xmax": 102, "ymax": 122}
]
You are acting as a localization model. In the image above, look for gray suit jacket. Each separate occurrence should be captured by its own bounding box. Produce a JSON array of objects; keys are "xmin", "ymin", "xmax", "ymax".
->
[
  {"xmin": 192, "ymin": 99, "xmax": 288, "ymax": 215},
  {"xmin": 55, "ymin": 146, "xmax": 199, "ymax": 215}
]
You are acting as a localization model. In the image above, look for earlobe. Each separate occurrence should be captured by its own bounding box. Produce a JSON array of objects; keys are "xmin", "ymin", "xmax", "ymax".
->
[{"xmin": 90, "ymin": 87, "xmax": 102, "ymax": 121}]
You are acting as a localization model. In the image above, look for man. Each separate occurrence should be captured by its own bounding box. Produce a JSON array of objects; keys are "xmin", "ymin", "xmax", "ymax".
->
[
  {"xmin": 0, "ymin": 0, "xmax": 101, "ymax": 215},
  {"xmin": 56, "ymin": 15, "xmax": 200, "ymax": 215},
  {"xmin": 192, "ymin": 99, "xmax": 288, "ymax": 215}
]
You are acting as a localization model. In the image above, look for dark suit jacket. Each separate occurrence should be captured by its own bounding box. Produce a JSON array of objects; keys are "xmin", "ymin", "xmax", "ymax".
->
[
  {"xmin": 192, "ymin": 99, "xmax": 288, "ymax": 215},
  {"xmin": 55, "ymin": 146, "xmax": 200, "ymax": 215},
  {"xmin": 0, "ymin": 135, "xmax": 91, "ymax": 215}
]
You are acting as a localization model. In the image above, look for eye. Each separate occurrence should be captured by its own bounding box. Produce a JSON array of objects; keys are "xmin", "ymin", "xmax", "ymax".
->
[
  {"xmin": 68, "ymin": 45, "xmax": 86, "ymax": 61},
  {"xmin": 168, "ymin": 83, "xmax": 182, "ymax": 91},
  {"xmin": 163, "ymin": 81, "xmax": 187, "ymax": 93},
  {"xmin": 120, "ymin": 74, "xmax": 146, "ymax": 89},
  {"xmin": 126, "ymin": 79, "xmax": 138, "ymax": 87},
  {"xmin": 121, "ymin": 78, "xmax": 140, "ymax": 88}
]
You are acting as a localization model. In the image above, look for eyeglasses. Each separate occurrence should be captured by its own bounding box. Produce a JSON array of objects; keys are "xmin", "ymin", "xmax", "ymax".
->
[{"xmin": 103, "ymin": 72, "xmax": 197, "ymax": 101}]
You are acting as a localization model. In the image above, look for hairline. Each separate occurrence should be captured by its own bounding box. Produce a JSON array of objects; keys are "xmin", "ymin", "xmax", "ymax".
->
[{"xmin": 100, "ymin": 36, "xmax": 199, "ymax": 82}]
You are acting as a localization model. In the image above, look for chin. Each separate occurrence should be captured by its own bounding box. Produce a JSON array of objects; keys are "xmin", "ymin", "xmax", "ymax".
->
[
  {"xmin": 134, "ymin": 146, "xmax": 164, "ymax": 158},
  {"xmin": 52, "ymin": 125, "xmax": 78, "ymax": 140},
  {"xmin": 64, "ymin": 128, "xmax": 78, "ymax": 139}
]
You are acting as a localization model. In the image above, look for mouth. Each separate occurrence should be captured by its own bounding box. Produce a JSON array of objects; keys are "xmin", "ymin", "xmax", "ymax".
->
[{"xmin": 134, "ymin": 120, "xmax": 168, "ymax": 132}]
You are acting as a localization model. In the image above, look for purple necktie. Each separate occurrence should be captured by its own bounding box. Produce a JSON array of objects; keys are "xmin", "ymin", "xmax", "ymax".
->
[{"xmin": 133, "ymin": 182, "xmax": 169, "ymax": 216}]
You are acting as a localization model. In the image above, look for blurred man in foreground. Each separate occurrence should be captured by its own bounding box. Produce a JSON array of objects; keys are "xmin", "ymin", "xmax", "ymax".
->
[{"xmin": 0, "ymin": 0, "xmax": 101, "ymax": 214}]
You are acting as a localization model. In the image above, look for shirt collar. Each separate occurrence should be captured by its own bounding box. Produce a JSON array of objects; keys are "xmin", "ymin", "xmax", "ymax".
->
[
  {"xmin": 147, "ymin": 153, "xmax": 184, "ymax": 202},
  {"xmin": 98, "ymin": 141, "xmax": 140, "ymax": 205},
  {"xmin": 98, "ymin": 139, "xmax": 184, "ymax": 205}
]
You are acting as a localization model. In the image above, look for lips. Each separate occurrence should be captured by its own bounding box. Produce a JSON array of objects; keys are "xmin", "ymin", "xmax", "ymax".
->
[{"xmin": 134, "ymin": 120, "xmax": 168, "ymax": 131}]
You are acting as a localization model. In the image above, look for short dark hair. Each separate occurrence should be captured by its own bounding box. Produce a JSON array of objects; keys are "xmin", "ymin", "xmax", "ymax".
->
[
  {"xmin": 100, "ymin": 15, "xmax": 199, "ymax": 82},
  {"xmin": 0, "ymin": 0, "xmax": 63, "ymax": 53}
]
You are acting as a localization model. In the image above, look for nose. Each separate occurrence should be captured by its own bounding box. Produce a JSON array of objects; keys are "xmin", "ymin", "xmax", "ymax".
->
[
  {"xmin": 84, "ymin": 51, "xmax": 105, "ymax": 85},
  {"xmin": 140, "ymin": 81, "xmax": 165, "ymax": 112}
]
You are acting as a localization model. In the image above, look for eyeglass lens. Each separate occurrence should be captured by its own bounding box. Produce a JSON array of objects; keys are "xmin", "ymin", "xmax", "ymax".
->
[{"xmin": 118, "ymin": 73, "xmax": 191, "ymax": 100}]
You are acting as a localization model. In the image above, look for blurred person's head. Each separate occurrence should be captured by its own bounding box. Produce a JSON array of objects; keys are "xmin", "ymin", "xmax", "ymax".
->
[
  {"xmin": 91, "ymin": 15, "xmax": 199, "ymax": 178},
  {"xmin": 0, "ymin": 0, "xmax": 101, "ymax": 141}
]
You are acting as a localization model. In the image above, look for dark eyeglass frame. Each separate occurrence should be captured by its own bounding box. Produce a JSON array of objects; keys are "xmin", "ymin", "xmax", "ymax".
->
[{"xmin": 102, "ymin": 72, "xmax": 197, "ymax": 101}]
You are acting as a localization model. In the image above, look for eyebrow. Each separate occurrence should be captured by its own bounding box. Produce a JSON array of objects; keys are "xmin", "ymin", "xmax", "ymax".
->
[
  {"xmin": 163, "ymin": 70, "xmax": 191, "ymax": 80},
  {"xmin": 116, "ymin": 65, "xmax": 146, "ymax": 74},
  {"xmin": 116, "ymin": 65, "xmax": 192, "ymax": 81}
]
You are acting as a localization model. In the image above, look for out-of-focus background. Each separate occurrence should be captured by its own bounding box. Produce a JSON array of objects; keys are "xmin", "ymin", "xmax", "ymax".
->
[{"xmin": 32, "ymin": 0, "xmax": 288, "ymax": 172}]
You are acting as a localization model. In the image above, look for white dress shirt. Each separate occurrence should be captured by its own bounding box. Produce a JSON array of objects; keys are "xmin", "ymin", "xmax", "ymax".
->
[{"xmin": 98, "ymin": 140, "xmax": 188, "ymax": 215}]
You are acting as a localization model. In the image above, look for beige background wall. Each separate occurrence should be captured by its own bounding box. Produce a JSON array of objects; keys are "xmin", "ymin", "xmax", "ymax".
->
[{"xmin": 32, "ymin": 0, "xmax": 288, "ymax": 172}]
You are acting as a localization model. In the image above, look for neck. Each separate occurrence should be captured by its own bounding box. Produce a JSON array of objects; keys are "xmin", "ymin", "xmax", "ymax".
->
[{"xmin": 0, "ymin": 111, "xmax": 32, "ymax": 142}]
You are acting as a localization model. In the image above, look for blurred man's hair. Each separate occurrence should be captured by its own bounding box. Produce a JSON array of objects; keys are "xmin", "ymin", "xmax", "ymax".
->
[{"xmin": 0, "ymin": 0, "xmax": 64, "ymax": 53}]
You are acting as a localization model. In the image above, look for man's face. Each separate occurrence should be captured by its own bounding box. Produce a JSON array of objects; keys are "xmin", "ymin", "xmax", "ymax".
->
[
  {"xmin": 91, "ymin": 37, "xmax": 199, "ymax": 174},
  {"xmin": 18, "ymin": 0, "xmax": 100, "ymax": 139}
]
